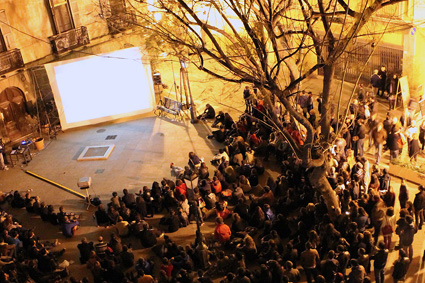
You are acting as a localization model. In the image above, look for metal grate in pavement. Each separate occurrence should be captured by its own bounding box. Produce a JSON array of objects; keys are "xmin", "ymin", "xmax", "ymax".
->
[{"xmin": 105, "ymin": 135, "xmax": 117, "ymax": 140}]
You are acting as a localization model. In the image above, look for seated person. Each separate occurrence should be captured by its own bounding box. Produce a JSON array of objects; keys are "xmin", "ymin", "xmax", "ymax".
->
[
  {"xmin": 139, "ymin": 224, "xmax": 158, "ymax": 248},
  {"xmin": 77, "ymin": 237, "xmax": 94, "ymax": 264},
  {"xmin": 188, "ymin": 152, "xmax": 202, "ymax": 170},
  {"xmin": 115, "ymin": 216, "xmax": 130, "ymax": 237},
  {"xmin": 212, "ymin": 111, "xmax": 225, "ymax": 128},
  {"xmin": 207, "ymin": 125, "xmax": 227, "ymax": 143},
  {"xmin": 197, "ymin": 104, "xmax": 216, "ymax": 120},
  {"xmin": 214, "ymin": 217, "xmax": 231, "ymax": 244},
  {"xmin": 62, "ymin": 216, "xmax": 80, "ymax": 238},
  {"xmin": 94, "ymin": 204, "xmax": 110, "ymax": 227}
]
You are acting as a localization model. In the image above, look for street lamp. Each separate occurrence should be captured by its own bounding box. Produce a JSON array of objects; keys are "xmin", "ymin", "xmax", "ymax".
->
[{"xmin": 180, "ymin": 58, "xmax": 198, "ymax": 124}]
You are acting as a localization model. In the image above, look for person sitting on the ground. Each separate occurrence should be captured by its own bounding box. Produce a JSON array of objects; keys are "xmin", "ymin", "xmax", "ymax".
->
[
  {"xmin": 139, "ymin": 224, "xmax": 157, "ymax": 248},
  {"xmin": 197, "ymin": 104, "xmax": 215, "ymax": 120},
  {"xmin": 188, "ymin": 152, "xmax": 202, "ymax": 170},
  {"xmin": 212, "ymin": 111, "xmax": 225, "ymax": 128},
  {"xmin": 110, "ymin": 192, "xmax": 121, "ymax": 209},
  {"xmin": 120, "ymin": 245, "xmax": 135, "ymax": 269},
  {"xmin": 77, "ymin": 237, "xmax": 94, "ymax": 264},
  {"xmin": 207, "ymin": 125, "xmax": 227, "ymax": 143},
  {"xmin": 94, "ymin": 204, "xmax": 110, "ymax": 227},
  {"xmin": 214, "ymin": 217, "xmax": 231, "ymax": 244},
  {"xmin": 122, "ymin": 188, "xmax": 136, "ymax": 209},
  {"xmin": 61, "ymin": 216, "xmax": 80, "ymax": 238},
  {"xmin": 115, "ymin": 216, "xmax": 130, "ymax": 237}
]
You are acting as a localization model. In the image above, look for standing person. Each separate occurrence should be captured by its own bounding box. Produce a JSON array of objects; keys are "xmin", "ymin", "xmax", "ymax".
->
[
  {"xmin": 408, "ymin": 133, "xmax": 420, "ymax": 163},
  {"xmin": 419, "ymin": 120, "xmax": 425, "ymax": 151},
  {"xmin": 387, "ymin": 127, "xmax": 401, "ymax": 161},
  {"xmin": 388, "ymin": 74, "xmax": 399, "ymax": 109},
  {"xmin": 0, "ymin": 138, "xmax": 7, "ymax": 171},
  {"xmin": 371, "ymin": 122, "xmax": 387, "ymax": 164},
  {"xmin": 413, "ymin": 185, "xmax": 425, "ymax": 230},
  {"xmin": 300, "ymin": 242, "xmax": 320, "ymax": 283},
  {"xmin": 378, "ymin": 66, "xmax": 387, "ymax": 97},
  {"xmin": 370, "ymin": 69, "xmax": 381, "ymax": 98},
  {"xmin": 352, "ymin": 119, "xmax": 366, "ymax": 157},
  {"xmin": 371, "ymin": 242, "xmax": 388, "ymax": 283},
  {"xmin": 381, "ymin": 207, "xmax": 396, "ymax": 249},
  {"xmin": 348, "ymin": 259, "xmax": 366, "ymax": 283},
  {"xmin": 317, "ymin": 94, "xmax": 322, "ymax": 115},
  {"xmin": 399, "ymin": 215, "xmax": 417, "ymax": 261},
  {"xmin": 392, "ymin": 250, "xmax": 410, "ymax": 283},
  {"xmin": 243, "ymin": 86, "xmax": 252, "ymax": 114},
  {"xmin": 399, "ymin": 179, "xmax": 409, "ymax": 209},
  {"xmin": 307, "ymin": 92, "xmax": 314, "ymax": 114}
]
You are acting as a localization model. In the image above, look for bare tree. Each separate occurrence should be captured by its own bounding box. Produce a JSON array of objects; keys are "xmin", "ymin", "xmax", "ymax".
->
[{"xmin": 125, "ymin": 0, "xmax": 405, "ymax": 212}]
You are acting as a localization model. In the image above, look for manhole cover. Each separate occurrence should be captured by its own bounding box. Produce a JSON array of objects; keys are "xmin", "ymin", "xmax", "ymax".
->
[
  {"xmin": 95, "ymin": 169, "xmax": 105, "ymax": 174},
  {"xmin": 106, "ymin": 135, "xmax": 117, "ymax": 140},
  {"xmin": 96, "ymin": 129, "xmax": 106, "ymax": 133}
]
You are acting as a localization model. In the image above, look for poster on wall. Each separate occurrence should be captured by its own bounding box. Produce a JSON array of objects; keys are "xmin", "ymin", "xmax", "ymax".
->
[{"xmin": 398, "ymin": 76, "xmax": 410, "ymax": 108}]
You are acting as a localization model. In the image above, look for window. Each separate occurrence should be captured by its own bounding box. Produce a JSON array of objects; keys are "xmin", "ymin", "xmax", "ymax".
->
[
  {"xmin": 375, "ymin": 2, "xmax": 404, "ymax": 19},
  {"xmin": 0, "ymin": 10, "xmax": 15, "ymax": 51},
  {"xmin": 48, "ymin": 0, "xmax": 81, "ymax": 34}
]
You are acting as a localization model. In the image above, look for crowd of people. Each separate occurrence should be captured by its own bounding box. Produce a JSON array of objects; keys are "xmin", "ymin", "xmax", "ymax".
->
[{"xmin": 0, "ymin": 76, "xmax": 424, "ymax": 283}]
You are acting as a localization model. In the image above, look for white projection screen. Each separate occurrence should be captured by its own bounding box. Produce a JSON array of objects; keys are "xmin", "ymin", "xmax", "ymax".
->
[{"xmin": 45, "ymin": 47, "xmax": 156, "ymax": 130}]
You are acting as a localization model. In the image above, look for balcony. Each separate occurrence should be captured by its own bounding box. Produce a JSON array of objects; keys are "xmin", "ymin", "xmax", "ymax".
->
[
  {"xmin": 49, "ymin": 26, "xmax": 90, "ymax": 55},
  {"xmin": 107, "ymin": 12, "xmax": 137, "ymax": 34},
  {"xmin": 0, "ymin": 49, "xmax": 24, "ymax": 76}
]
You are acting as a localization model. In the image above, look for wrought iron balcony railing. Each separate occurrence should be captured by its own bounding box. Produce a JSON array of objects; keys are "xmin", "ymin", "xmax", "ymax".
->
[
  {"xmin": 48, "ymin": 26, "xmax": 90, "ymax": 55},
  {"xmin": 0, "ymin": 49, "xmax": 24, "ymax": 76}
]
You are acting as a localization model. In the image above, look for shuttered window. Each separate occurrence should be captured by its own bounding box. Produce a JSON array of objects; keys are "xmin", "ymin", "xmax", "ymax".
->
[{"xmin": 48, "ymin": 0, "xmax": 81, "ymax": 34}]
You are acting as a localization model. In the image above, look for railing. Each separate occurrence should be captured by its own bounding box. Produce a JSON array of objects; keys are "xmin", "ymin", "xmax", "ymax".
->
[
  {"xmin": 48, "ymin": 26, "xmax": 90, "ymax": 55},
  {"xmin": 107, "ymin": 12, "xmax": 137, "ymax": 34},
  {"xmin": 0, "ymin": 49, "xmax": 24, "ymax": 76}
]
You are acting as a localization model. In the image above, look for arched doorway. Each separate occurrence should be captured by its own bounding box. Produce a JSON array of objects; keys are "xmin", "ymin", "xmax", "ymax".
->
[{"xmin": 0, "ymin": 87, "xmax": 31, "ymax": 141}]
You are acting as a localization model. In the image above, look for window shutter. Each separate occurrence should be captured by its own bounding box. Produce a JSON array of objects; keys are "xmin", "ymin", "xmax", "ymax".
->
[
  {"xmin": 0, "ymin": 10, "xmax": 15, "ymax": 49},
  {"xmin": 69, "ymin": 0, "xmax": 81, "ymax": 27}
]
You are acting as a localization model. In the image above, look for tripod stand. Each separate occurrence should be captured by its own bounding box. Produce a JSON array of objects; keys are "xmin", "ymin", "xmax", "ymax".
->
[{"xmin": 77, "ymin": 177, "xmax": 95, "ymax": 210}]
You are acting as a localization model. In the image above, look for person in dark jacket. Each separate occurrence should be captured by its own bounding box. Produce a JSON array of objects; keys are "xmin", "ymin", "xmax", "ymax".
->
[
  {"xmin": 387, "ymin": 128, "xmax": 401, "ymax": 161},
  {"xmin": 413, "ymin": 185, "xmax": 425, "ymax": 230},
  {"xmin": 95, "ymin": 204, "xmax": 110, "ymax": 227},
  {"xmin": 78, "ymin": 237, "xmax": 94, "ymax": 264},
  {"xmin": 321, "ymin": 250, "xmax": 339, "ymax": 283},
  {"xmin": 166, "ymin": 210, "xmax": 180, "ymax": 233},
  {"xmin": 139, "ymin": 224, "xmax": 157, "ymax": 248},
  {"xmin": 197, "ymin": 104, "xmax": 216, "ymax": 120},
  {"xmin": 392, "ymin": 249, "xmax": 410, "ymax": 283},
  {"xmin": 370, "ymin": 69, "xmax": 381, "ymax": 97},
  {"xmin": 371, "ymin": 242, "xmax": 388, "ymax": 283},
  {"xmin": 352, "ymin": 119, "xmax": 366, "ymax": 157},
  {"xmin": 408, "ymin": 133, "xmax": 420, "ymax": 162}
]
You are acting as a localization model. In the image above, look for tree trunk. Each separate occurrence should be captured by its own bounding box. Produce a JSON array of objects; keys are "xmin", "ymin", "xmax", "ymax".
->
[
  {"xmin": 308, "ymin": 162, "xmax": 339, "ymax": 212},
  {"xmin": 320, "ymin": 64, "xmax": 335, "ymax": 141}
]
